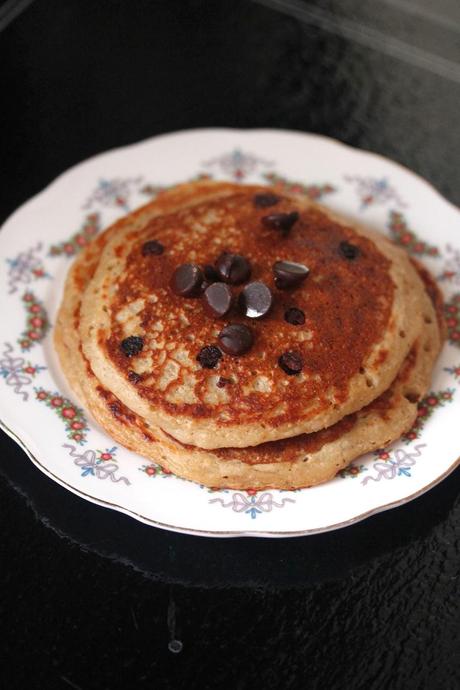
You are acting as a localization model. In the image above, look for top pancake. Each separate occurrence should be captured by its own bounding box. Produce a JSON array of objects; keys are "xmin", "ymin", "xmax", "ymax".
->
[{"xmin": 79, "ymin": 180, "xmax": 428, "ymax": 449}]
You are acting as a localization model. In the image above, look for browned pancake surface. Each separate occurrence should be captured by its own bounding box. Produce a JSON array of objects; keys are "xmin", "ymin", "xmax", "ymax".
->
[
  {"xmin": 105, "ymin": 192, "xmax": 393, "ymax": 422},
  {"xmin": 78, "ymin": 181, "xmax": 428, "ymax": 448}
]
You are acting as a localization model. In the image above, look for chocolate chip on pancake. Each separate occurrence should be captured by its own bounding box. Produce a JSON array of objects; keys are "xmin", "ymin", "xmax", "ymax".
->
[
  {"xmin": 141, "ymin": 240, "xmax": 164, "ymax": 256},
  {"xmin": 278, "ymin": 351, "xmax": 303, "ymax": 375},
  {"xmin": 238, "ymin": 281, "xmax": 273, "ymax": 319},
  {"xmin": 262, "ymin": 211, "xmax": 299, "ymax": 236},
  {"xmin": 128, "ymin": 370, "xmax": 141, "ymax": 383},
  {"xmin": 216, "ymin": 376, "xmax": 232, "ymax": 388},
  {"xmin": 339, "ymin": 241, "xmax": 360, "ymax": 260},
  {"xmin": 218, "ymin": 323, "xmax": 254, "ymax": 356},
  {"xmin": 203, "ymin": 282, "xmax": 233, "ymax": 318},
  {"xmin": 203, "ymin": 264, "xmax": 221, "ymax": 283},
  {"xmin": 284, "ymin": 307, "xmax": 305, "ymax": 325},
  {"xmin": 201, "ymin": 265, "xmax": 221, "ymax": 292},
  {"xmin": 120, "ymin": 336, "xmax": 144, "ymax": 357},
  {"xmin": 273, "ymin": 261, "xmax": 310, "ymax": 289},
  {"xmin": 170, "ymin": 263, "xmax": 204, "ymax": 297},
  {"xmin": 253, "ymin": 193, "xmax": 280, "ymax": 208},
  {"xmin": 196, "ymin": 345, "xmax": 222, "ymax": 369},
  {"xmin": 216, "ymin": 253, "xmax": 251, "ymax": 285}
]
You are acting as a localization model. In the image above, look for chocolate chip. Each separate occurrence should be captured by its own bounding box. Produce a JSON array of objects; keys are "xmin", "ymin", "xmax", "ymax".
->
[
  {"xmin": 141, "ymin": 240, "xmax": 164, "ymax": 256},
  {"xmin": 238, "ymin": 281, "xmax": 273, "ymax": 319},
  {"xmin": 278, "ymin": 351, "xmax": 303, "ymax": 375},
  {"xmin": 200, "ymin": 265, "xmax": 222, "ymax": 292},
  {"xmin": 120, "ymin": 336, "xmax": 144, "ymax": 357},
  {"xmin": 170, "ymin": 264, "xmax": 204, "ymax": 297},
  {"xmin": 217, "ymin": 376, "xmax": 232, "ymax": 388},
  {"xmin": 218, "ymin": 323, "xmax": 254, "ymax": 356},
  {"xmin": 203, "ymin": 282, "xmax": 233, "ymax": 318},
  {"xmin": 203, "ymin": 264, "xmax": 221, "ymax": 283},
  {"xmin": 128, "ymin": 370, "xmax": 141, "ymax": 383},
  {"xmin": 216, "ymin": 252, "xmax": 251, "ymax": 285},
  {"xmin": 273, "ymin": 261, "xmax": 310, "ymax": 289},
  {"xmin": 109, "ymin": 401, "xmax": 122, "ymax": 417},
  {"xmin": 262, "ymin": 211, "xmax": 299, "ymax": 236},
  {"xmin": 284, "ymin": 307, "xmax": 305, "ymax": 325},
  {"xmin": 339, "ymin": 241, "xmax": 360, "ymax": 260},
  {"xmin": 253, "ymin": 193, "xmax": 280, "ymax": 208},
  {"xmin": 196, "ymin": 345, "xmax": 222, "ymax": 369}
]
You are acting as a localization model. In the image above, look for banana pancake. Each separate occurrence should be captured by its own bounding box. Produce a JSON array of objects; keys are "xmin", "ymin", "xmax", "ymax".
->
[
  {"xmin": 55, "ymin": 229, "xmax": 442, "ymax": 489},
  {"xmin": 79, "ymin": 181, "xmax": 430, "ymax": 449}
]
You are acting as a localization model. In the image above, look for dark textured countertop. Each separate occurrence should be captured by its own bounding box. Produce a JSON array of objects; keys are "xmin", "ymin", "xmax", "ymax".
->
[{"xmin": 1, "ymin": 1, "xmax": 459, "ymax": 688}]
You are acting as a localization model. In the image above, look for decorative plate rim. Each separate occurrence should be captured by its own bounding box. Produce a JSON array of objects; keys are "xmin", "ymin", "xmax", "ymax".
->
[
  {"xmin": 3, "ymin": 128, "xmax": 458, "ymax": 226},
  {"xmin": 2, "ymin": 418, "xmax": 460, "ymax": 538}
]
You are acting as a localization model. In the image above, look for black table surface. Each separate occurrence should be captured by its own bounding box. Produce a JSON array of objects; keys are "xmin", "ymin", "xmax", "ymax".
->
[{"xmin": 1, "ymin": 1, "xmax": 460, "ymax": 688}]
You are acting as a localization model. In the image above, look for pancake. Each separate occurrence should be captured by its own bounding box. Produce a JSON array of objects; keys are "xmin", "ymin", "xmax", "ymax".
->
[
  {"xmin": 56, "ymin": 249, "xmax": 441, "ymax": 490},
  {"xmin": 79, "ymin": 181, "xmax": 429, "ymax": 449},
  {"xmin": 55, "ymin": 185, "xmax": 444, "ymax": 490}
]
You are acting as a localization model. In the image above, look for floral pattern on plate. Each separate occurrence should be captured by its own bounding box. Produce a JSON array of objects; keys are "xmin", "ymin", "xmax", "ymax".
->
[
  {"xmin": 6, "ymin": 242, "xmax": 50, "ymax": 295},
  {"xmin": 49, "ymin": 213, "xmax": 100, "ymax": 258},
  {"xmin": 387, "ymin": 211, "xmax": 440, "ymax": 257},
  {"xmin": 344, "ymin": 175, "xmax": 407, "ymax": 210},
  {"xmin": 18, "ymin": 292, "xmax": 50, "ymax": 351}
]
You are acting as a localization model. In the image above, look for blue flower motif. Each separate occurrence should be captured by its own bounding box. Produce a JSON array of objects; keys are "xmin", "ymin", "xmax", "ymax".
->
[
  {"xmin": 81, "ymin": 467, "xmax": 95, "ymax": 477},
  {"xmin": 397, "ymin": 466, "xmax": 412, "ymax": 477},
  {"xmin": 245, "ymin": 496, "xmax": 262, "ymax": 519}
]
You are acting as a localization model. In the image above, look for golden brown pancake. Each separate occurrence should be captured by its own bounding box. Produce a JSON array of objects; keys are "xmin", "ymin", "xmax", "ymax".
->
[
  {"xmin": 54, "ymin": 182, "xmax": 444, "ymax": 489},
  {"xmin": 78, "ymin": 181, "xmax": 429, "ymax": 449},
  {"xmin": 56, "ymin": 263, "xmax": 441, "ymax": 490}
]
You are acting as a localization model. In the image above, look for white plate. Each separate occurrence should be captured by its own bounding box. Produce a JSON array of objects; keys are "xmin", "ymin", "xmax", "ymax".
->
[{"xmin": 1, "ymin": 128, "xmax": 460, "ymax": 537}]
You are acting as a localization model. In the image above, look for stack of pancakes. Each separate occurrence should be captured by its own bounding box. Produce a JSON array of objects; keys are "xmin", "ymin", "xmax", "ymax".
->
[{"xmin": 55, "ymin": 180, "xmax": 445, "ymax": 489}]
